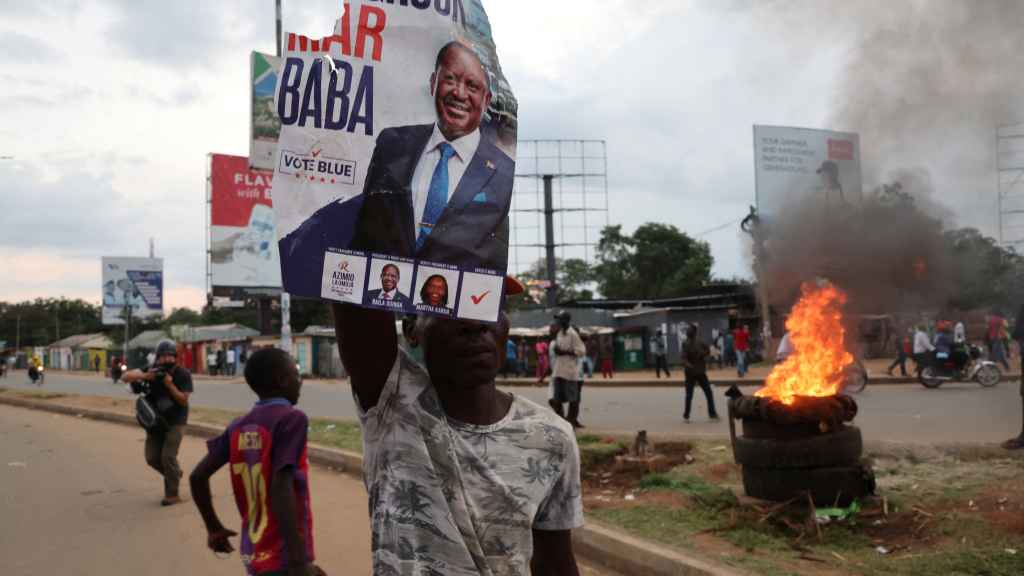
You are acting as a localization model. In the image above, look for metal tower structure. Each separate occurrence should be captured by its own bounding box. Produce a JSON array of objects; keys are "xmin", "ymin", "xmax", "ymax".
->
[
  {"xmin": 511, "ymin": 140, "xmax": 609, "ymax": 306},
  {"xmin": 998, "ymin": 123, "xmax": 1024, "ymax": 249}
]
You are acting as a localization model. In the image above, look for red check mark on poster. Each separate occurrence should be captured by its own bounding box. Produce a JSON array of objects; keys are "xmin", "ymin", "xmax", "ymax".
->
[
  {"xmin": 470, "ymin": 290, "xmax": 491, "ymax": 305},
  {"xmin": 311, "ymin": 148, "xmax": 322, "ymax": 158}
]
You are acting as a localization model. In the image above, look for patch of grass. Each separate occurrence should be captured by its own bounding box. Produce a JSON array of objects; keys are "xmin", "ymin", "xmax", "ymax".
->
[
  {"xmin": 189, "ymin": 407, "xmax": 364, "ymax": 454},
  {"xmin": 855, "ymin": 547, "xmax": 1024, "ymax": 576},
  {"xmin": 577, "ymin": 435, "xmax": 626, "ymax": 468},
  {"xmin": 589, "ymin": 505, "xmax": 719, "ymax": 545},
  {"xmin": 639, "ymin": 473, "xmax": 738, "ymax": 510},
  {"xmin": 5, "ymin": 389, "xmax": 67, "ymax": 400},
  {"xmin": 720, "ymin": 526, "xmax": 789, "ymax": 552},
  {"xmin": 308, "ymin": 418, "xmax": 363, "ymax": 453}
]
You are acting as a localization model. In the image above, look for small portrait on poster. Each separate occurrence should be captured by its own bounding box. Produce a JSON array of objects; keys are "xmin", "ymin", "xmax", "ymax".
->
[
  {"xmin": 364, "ymin": 257, "xmax": 414, "ymax": 311},
  {"xmin": 414, "ymin": 266, "xmax": 460, "ymax": 316}
]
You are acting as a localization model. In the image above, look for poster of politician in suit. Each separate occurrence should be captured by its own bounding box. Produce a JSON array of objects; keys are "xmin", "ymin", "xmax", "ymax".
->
[
  {"xmin": 364, "ymin": 259, "xmax": 413, "ymax": 311},
  {"xmin": 270, "ymin": 2, "xmax": 516, "ymax": 322}
]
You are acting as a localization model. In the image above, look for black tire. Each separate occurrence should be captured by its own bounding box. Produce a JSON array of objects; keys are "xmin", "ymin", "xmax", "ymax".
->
[
  {"xmin": 742, "ymin": 463, "xmax": 876, "ymax": 507},
  {"xmin": 741, "ymin": 419, "xmax": 823, "ymax": 440},
  {"xmin": 975, "ymin": 364, "xmax": 1001, "ymax": 388},
  {"xmin": 733, "ymin": 426, "xmax": 863, "ymax": 469},
  {"xmin": 919, "ymin": 366, "xmax": 943, "ymax": 388}
]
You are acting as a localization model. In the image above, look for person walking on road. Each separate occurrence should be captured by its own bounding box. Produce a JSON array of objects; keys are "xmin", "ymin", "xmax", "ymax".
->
[
  {"xmin": 1004, "ymin": 305, "xmax": 1024, "ymax": 451},
  {"xmin": 734, "ymin": 325, "xmax": 751, "ymax": 377},
  {"xmin": 681, "ymin": 325, "xmax": 719, "ymax": 422},
  {"xmin": 330, "ymin": 281, "xmax": 584, "ymax": 574},
  {"xmin": 120, "ymin": 339, "xmax": 193, "ymax": 506},
  {"xmin": 551, "ymin": 311, "xmax": 586, "ymax": 428},
  {"xmin": 599, "ymin": 336, "xmax": 614, "ymax": 379},
  {"xmin": 912, "ymin": 324, "xmax": 935, "ymax": 375},
  {"xmin": 653, "ymin": 328, "xmax": 671, "ymax": 378},
  {"xmin": 190, "ymin": 347, "xmax": 326, "ymax": 576},
  {"xmin": 503, "ymin": 338, "xmax": 517, "ymax": 378},
  {"xmin": 93, "ymin": 355, "xmax": 101, "ymax": 373},
  {"xmin": 887, "ymin": 331, "xmax": 912, "ymax": 377},
  {"xmin": 987, "ymin": 313, "xmax": 1011, "ymax": 370},
  {"xmin": 225, "ymin": 348, "xmax": 236, "ymax": 376},
  {"xmin": 535, "ymin": 338, "xmax": 550, "ymax": 384}
]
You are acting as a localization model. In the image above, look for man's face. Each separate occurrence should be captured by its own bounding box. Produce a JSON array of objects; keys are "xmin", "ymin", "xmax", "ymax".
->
[
  {"xmin": 156, "ymin": 354, "xmax": 176, "ymax": 367},
  {"xmin": 431, "ymin": 46, "xmax": 491, "ymax": 141},
  {"xmin": 421, "ymin": 314, "xmax": 509, "ymax": 390},
  {"xmin": 425, "ymin": 277, "xmax": 447, "ymax": 306},
  {"xmin": 381, "ymin": 266, "xmax": 399, "ymax": 292}
]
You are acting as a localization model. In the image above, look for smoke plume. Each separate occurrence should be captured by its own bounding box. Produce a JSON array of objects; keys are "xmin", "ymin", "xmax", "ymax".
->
[{"xmin": 742, "ymin": 0, "xmax": 1024, "ymax": 313}]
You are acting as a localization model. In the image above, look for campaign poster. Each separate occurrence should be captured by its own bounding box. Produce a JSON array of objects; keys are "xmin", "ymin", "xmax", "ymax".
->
[
  {"xmin": 250, "ymin": 52, "xmax": 283, "ymax": 171},
  {"xmin": 102, "ymin": 257, "xmax": 164, "ymax": 325},
  {"xmin": 209, "ymin": 154, "xmax": 282, "ymax": 290},
  {"xmin": 753, "ymin": 125, "xmax": 862, "ymax": 220},
  {"xmin": 271, "ymin": 0, "xmax": 517, "ymax": 323}
]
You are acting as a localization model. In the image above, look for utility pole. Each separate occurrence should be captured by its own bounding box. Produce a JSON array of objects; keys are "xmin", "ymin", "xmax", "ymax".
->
[
  {"xmin": 15, "ymin": 315, "xmax": 20, "ymax": 350},
  {"xmin": 275, "ymin": 0, "xmax": 293, "ymax": 354},
  {"xmin": 543, "ymin": 175, "xmax": 557, "ymax": 307}
]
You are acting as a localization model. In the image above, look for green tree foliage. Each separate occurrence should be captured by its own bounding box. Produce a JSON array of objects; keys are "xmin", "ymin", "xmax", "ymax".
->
[
  {"xmin": 0, "ymin": 298, "xmax": 103, "ymax": 348},
  {"xmin": 944, "ymin": 228, "xmax": 1024, "ymax": 312},
  {"xmin": 517, "ymin": 257, "xmax": 595, "ymax": 306},
  {"xmin": 593, "ymin": 223, "xmax": 714, "ymax": 299}
]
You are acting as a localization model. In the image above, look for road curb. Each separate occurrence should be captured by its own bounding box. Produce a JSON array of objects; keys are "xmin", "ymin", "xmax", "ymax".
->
[{"xmin": 0, "ymin": 393, "xmax": 742, "ymax": 576}]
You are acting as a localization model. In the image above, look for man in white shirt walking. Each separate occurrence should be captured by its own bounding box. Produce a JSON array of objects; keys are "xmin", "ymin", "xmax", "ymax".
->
[{"xmin": 550, "ymin": 310, "xmax": 586, "ymax": 429}]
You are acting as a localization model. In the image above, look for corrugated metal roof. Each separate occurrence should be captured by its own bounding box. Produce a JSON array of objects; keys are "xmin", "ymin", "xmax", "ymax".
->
[
  {"xmin": 128, "ymin": 330, "xmax": 170, "ymax": 350},
  {"xmin": 178, "ymin": 324, "xmax": 260, "ymax": 343},
  {"xmin": 49, "ymin": 333, "xmax": 112, "ymax": 349}
]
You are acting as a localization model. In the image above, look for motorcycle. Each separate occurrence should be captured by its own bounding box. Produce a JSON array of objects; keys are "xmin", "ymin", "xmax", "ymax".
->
[
  {"xmin": 919, "ymin": 344, "xmax": 1000, "ymax": 389},
  {"xmin": 111, "ymin": 362, "xmax": 127, "ymax": 384},
  {"xmin": 28, "ymin": 365, "xmax": 45, "ymax": 386}
]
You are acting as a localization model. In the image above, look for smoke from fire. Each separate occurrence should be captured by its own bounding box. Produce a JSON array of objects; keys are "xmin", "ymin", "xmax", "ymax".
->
[{"xmin": 738, "ymin": 0, "xmax": 1024, "ymax": 313}]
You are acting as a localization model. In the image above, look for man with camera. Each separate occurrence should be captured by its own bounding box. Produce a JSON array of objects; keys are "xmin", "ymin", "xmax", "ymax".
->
[{"xmin": 120, "ymin": 339, "xmax": 193, "ymax": 505}]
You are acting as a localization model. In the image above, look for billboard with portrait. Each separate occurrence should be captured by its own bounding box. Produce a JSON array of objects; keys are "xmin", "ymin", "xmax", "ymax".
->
[
  {"xmin": 209, "ymin": 154, "xmax": 282, "ymax": 292},
  {"xmin": 270, "ymin": 0, "xmax": 516, "ymax": 323},
  {"xmin": 102, "ymin": 257, "xmax": 163, "ymax": 325},
  {"xmin": 250, "ymin": 51, "xmax": 283, "ymax": 171},
  {"xmin": 753, "ymin": 125, "xmax": 862, "ymax": 219}
]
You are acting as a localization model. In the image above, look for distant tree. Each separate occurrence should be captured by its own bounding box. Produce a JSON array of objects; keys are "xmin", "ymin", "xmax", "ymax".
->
[
  {"xmin": 517, "ymin": 257, "xmax": 595, "ymax": 305},
  {"xmin": 593, "ymin": 223, "xmax": 713, "ymax": 299},
  {"xmin": 0, "ymin": 298, "xmax": 102, "ymax": 348},
  {"xmin": 944, "ymin": 227, "xmax": 1024, "ymax": 312}
]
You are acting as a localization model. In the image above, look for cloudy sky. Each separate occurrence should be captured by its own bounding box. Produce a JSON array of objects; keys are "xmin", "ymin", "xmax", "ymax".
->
[{"xmin": 0, "ymin": 0, "xmax": 1013, "ymax": 310}]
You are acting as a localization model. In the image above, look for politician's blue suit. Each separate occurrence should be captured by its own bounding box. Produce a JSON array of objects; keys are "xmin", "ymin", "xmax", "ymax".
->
[
  {"xmin": 278, "ymin": 124, "xmax": 514, "ymax": 296},
  {"xmin": 350, "ymin": 124, "xmax": 513, "ymax": 270}
]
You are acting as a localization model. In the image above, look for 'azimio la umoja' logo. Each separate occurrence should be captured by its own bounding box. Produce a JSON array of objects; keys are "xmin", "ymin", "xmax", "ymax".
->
[
  {"xmin": 279, "ymin": 143, "xmax": 357, "ymax": 186},
  {"xmin": 330, "ymin": 259, "xmax": 357, "ymax": 297}
]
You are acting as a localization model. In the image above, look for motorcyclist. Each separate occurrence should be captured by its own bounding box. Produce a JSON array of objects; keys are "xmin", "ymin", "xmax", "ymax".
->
[{"xmin": 120, "ymin": 339, "xmax": 193, "ymax": 506}]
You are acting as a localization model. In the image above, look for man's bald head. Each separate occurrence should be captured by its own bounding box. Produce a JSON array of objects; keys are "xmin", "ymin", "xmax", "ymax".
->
[{"xmin": 430, "ymin": 41, "xmax": 491, "ymax": 141}]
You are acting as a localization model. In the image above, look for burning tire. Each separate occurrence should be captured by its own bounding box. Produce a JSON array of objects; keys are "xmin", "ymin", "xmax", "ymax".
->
[
  {"xmin": 741, "ymin": 463, "xmax": 876, "ymax": 507},
  {"xmin": 732, "ymin": 426, "xmax": 863, "ymax": 469}
]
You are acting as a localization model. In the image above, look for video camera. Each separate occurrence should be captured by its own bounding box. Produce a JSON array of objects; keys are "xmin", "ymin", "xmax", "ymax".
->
[{"xmin": 130, "ymin": 363, "xmax": 176, "ymax": 395}]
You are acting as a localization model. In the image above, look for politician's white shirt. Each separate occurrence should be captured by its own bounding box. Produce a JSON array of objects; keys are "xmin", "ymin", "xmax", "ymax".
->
[{"xmin": 411, "ymin": 124, "xmax": 481, "ymax": 239}]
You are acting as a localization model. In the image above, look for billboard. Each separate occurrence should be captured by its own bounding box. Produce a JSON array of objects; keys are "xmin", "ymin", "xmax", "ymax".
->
[
  {"xmin": 102, "ymin": 257, "xmax": 164, "ymax": 325},
  {"xmin": 250, "ymin": 51, "xmax": 283, "ymax": 171},
  {"xmin": 271, "ymin": 1, "xmax": 517, "ymax": 323},
  {"xmin": 753, "ymin": 125, "xmax": 862, "ymax": 219},
  {"xmin": 209, "ymin": 154, "xmax": 282, "ymax": 292}
]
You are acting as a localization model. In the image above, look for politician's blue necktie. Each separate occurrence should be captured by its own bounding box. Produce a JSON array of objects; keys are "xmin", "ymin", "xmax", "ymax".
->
[{"xmin": 417, "ymin": 142, "xmax": 456, "ymax": 251}]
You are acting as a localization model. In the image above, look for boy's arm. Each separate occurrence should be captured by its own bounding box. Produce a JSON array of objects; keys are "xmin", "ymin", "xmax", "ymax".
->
[
  {"xmin": 189, "ymin": 453, "xmax": 236, "ymax": 553},
  {"xmin": 270, "ymin": 468, "xmax": 324, "ymax": 576},
  {"xmin": 531, "ymin": 530, "xmax": 580, "ymax": 576},
  {"xmin": 332, "ymin": 303, "xmax": 397, "ymax": 411}
]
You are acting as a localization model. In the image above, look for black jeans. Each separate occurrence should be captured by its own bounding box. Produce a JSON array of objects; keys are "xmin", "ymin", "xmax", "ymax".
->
[
  {"xmin": 888, "ymin": 352, "xmax": 908, "ymax": 376},
  {"xmin": 684, "ymin": 372, "xmax": 718, "ymax": 419},
  {"xmin": 655, "ymin": 355, "xmax": 671, "ymax": 378}
]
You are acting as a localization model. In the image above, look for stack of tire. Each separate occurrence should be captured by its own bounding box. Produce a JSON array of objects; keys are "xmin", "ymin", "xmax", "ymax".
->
[{"xmin": 735, "ymin": 419, "xmax": 875, "ymax": 506}]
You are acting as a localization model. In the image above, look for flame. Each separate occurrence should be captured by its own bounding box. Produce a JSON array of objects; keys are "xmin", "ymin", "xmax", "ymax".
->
[{"xmin": 755, "ymin": 283, "xmax": 854, "ymax": 405}]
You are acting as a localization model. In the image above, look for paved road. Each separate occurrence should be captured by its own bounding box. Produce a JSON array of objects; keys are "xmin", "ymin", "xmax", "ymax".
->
[
  {"xmin": 0, "ymin": 402, "xmax": 611, "ymax": 576},
  {"xmin": 3, "ymin": 370, "xmax": 1022, "ymax": 444},
  {"xmin": 0, "ymin": 403, "xmax": 373, "ymax": 575}
]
